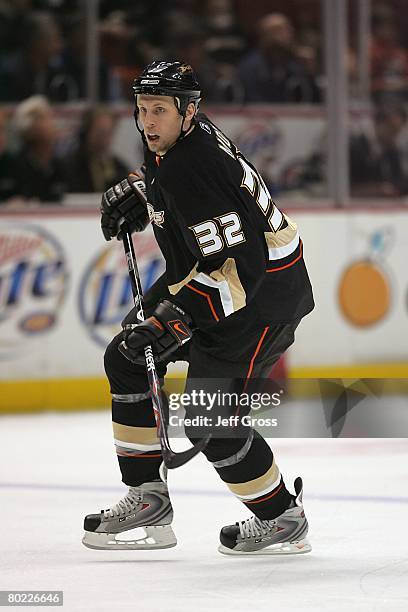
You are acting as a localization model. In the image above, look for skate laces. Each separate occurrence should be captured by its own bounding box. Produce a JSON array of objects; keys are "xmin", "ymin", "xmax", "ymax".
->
[
  {"xmin": 103, "ymin": 488, "xmax": 142, "ymax": 519},
  {"xmin": 239, "ymin": 516, "xmax": 276, "ymax": 540}
]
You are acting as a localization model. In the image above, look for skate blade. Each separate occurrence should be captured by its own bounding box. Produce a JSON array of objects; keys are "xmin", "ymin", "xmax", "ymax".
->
[
  {"xmin": 218, "ymin": 538, "xmax": 312, "ymax": 556},
  {"xmin": 82, "ymin": 524, "xmax": 177, "ymax": 551}
]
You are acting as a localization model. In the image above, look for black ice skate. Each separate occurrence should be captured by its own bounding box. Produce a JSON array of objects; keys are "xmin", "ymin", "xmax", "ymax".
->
[
  {"xmin": 218, "ymin": 477, "xmax": 311, "ymax": 555},
  {"xmin": 82, "ymin": 473, "xmax": 176, "ymax": 551}
]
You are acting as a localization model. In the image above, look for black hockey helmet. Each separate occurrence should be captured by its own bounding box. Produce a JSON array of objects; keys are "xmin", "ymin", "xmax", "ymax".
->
[{"xmin": 132, "ymin": 61, "xmax": 201, "ymax": 116}]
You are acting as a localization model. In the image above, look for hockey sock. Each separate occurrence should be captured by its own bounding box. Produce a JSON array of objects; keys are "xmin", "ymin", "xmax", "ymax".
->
[
  {"xmin": 112, "ymin": 393, "xmax": 162, "ymax": 486},
  {"xmin": 104, "ymin": 333, "xmax": 165, "ymax": 487},
  {"xmin": 208, "ymin": 430, "xmax": 293, "ymax": 520}
]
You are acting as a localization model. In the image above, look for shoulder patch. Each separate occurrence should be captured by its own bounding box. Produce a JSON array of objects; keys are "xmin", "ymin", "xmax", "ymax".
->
[
  {"xmin": 147, "ymin": 203, "xmax": 165, "ymax": 228},
  {"xmin": 199, "ymin": 122, "xmax": 212, "ymax": 134}
]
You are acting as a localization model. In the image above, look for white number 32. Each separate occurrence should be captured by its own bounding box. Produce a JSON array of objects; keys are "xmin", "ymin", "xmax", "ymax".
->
[{"xmin": 190, "ymin": 212, "xmax": 245, "ymax": 256}]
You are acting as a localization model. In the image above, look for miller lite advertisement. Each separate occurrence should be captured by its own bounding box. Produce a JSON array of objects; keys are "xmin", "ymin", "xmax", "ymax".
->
[
  {"xmin": 79, "ymin": 231, "xmax": 164, "ymax": 348},
  {"xmin": 0, "ymin": 214, "xmax": 164, "ymax": 380},
  {"xmin": 0, "ymin": 222, "xmax": 68, "ymax": 359}
]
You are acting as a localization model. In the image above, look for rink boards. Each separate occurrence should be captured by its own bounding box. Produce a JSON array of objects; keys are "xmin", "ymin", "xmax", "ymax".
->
[{"xmin": 0, "ymin": 206, "xmax": 408, "ymax": 411}]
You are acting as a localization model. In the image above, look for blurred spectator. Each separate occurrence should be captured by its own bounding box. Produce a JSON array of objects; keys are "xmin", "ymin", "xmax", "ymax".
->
[
  {"xmin": 279, "ymin": 144, "xmax": 325, "ymax": 196},
  {"xmin": 350, "ymin": 105, "xmax": 408, "ymax": 197},
  {"xmin": 61, "ymin": 13, "xmax": 120, "ymax": 101},
  {"xmin": 101, "ymin": 0, "xmax": 191, "ymax": 95},
  {"xmin": 0, "ymin": 12, "xmax": 66, "ymax": 102},
  {"xmin": 66, "ymin": 107, "xmax": 129, "ymax": 193},
  {"xmin": 165, "ymin": 0, "xmax": 202, "ymax": 31},
  {"xmin": 281, "ymin": 104, "xmax": 408, "ymax": 198},
  {"xmin": 237, "ymin": 13, "xmax": 322, "ymax": 103},
  {"xmin": 167, "ymin": 26, "xmax": 242, "ymax": 103},
  {"xmin": 370, "ymin": 4, "xmax": 408, "ymax": 103},
  {"xmin": 202, "ymin": 0, "xmax": 246, "ymax": 65},
  {"xmin": 8, "ymin": 95, "xmax": 67, "ymax": 202},
  {"xmin": 0, "ymin": 109, "xmax": 16, "ymax": 203},
  {"xmin": 98, "ymin": 11, "xmax": 150, "ymax": 102},
  {"xmin": 294, "ymin": 44, "xmax": 323, "ymax": 101},
  {"xmin": 0, "ymin": 0, "xmax": 33, "ymax": 56},
  {"xmin": 117, "ymin": 2, "xmax": 171, "ymax": 56}
]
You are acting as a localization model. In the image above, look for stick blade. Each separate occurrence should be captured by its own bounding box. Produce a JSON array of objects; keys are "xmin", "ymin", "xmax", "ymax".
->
[{"xmin": 163, "ymin": 435, "xmax": 211, "ymax": 469}]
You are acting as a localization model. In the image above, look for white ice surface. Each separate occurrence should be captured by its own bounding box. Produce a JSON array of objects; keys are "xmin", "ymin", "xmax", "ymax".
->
[{"xmin": 0, "ymin": 410, "xmax": 407, "ymax": 612}]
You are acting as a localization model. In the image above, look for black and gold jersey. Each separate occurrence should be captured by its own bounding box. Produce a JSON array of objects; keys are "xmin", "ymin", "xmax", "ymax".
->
[{"xmin": 144, "ymin": 113, "xmax": 314, "ymax": 334}]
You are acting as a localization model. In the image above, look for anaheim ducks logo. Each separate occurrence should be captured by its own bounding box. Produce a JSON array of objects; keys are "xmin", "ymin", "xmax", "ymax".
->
[
  {"xmin": 147, "ymin": 203, "xmax": 165, "ymax": 228},
  {"xmin": 179, "ymin": 64, "xmax": 193, "ymax": 74}
]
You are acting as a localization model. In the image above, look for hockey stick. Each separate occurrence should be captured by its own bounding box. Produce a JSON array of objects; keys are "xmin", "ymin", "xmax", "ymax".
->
[{"xmin": 120, "ymin": 224, "xmax": 211, "ymax": 469}]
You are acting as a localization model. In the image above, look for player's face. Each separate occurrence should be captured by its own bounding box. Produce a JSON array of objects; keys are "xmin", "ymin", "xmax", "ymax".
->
[{"xmin": 137, "ymin": 95, "xmax": 189, "ymax": 155}]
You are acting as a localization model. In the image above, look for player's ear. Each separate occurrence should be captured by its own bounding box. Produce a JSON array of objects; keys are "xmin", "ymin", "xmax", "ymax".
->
[{"xmin": 186, "ymin": 102, "xmax": 196, "ymax": 122}]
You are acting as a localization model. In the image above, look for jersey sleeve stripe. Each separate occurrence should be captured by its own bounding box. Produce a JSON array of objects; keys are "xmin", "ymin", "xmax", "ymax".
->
[
  {"xmin": 266, "ymin": 240, "xmax": 303, "ymax": 273},
  {"xmin": 267, "ymin": 231, "xmax": 300, "ymax": 260},
  {"xmin": 206, "ymin": 258, "xmax": 246, "ymax": 313},
  {"xmin": 171, "ymin": 259, "xmax": 247, "ymax": 322},
  {"xmin": 194, "ymin": 272, "xmax": 234, "ymax": 316}
]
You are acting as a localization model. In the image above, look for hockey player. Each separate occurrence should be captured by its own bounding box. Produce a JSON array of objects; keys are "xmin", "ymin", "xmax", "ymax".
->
[{"xmin": 83, "ymin": 61, "xmax": 314, "ymax": 555}]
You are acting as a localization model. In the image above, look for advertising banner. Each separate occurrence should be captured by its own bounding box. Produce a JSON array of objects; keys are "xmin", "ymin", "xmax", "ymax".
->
[{"xmin": 1, "ymin": 207, "xmax": 407, "ymax": 410}]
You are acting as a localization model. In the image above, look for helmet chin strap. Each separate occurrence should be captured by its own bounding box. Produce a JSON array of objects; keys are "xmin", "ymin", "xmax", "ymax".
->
[
  {"xmin": 174, "ymin": 96, "xmax": 197, "ymax": 143},
  {"xmin": 177, "ymin": 112, "xmax": 196, "ymax": 143},
  {"xmin": 133, "ymin": 109, "xmax": 147, "ymax": 145}
]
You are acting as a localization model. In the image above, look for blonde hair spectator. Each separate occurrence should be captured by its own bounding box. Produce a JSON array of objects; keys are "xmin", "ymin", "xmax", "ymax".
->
[
  {"xmin": 13, "ymin": 95, "xmax": 55, "ymax": 143},
  {"xmin": 6, "ymin": 95, "xmax": 67, "ymax": 203}
]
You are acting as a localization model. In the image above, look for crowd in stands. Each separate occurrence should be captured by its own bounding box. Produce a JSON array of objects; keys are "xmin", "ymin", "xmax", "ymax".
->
[
  {"xmin": 2, "ymin": 0, "xmax": 408, "ymax": 202},
  {"xmin": 0, "ymin": 0, "xmax": 325, "ymax": 104},
  {"xmin": 280, "ymin": 102, "xmax": 408, "ymax": 198},
  {"xmin": 0, "ymin": 96, "xmax": 130, "ymax": 204},
  {"xmin": 2, "ymin": 0, "xmax": 408, "ymax": 105},
  {"xmin": 2, "ymin": 93, "xmax": 408, "ymax": 205}
]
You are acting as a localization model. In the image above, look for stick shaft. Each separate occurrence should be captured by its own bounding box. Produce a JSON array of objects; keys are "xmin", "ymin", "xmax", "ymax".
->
[{"xmin": 120, "ymin": 225, "xmax": 211, "ymax": 468}]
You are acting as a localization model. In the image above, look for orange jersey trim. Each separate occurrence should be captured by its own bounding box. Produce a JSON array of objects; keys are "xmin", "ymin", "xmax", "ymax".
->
[
  {"xmin": 235, "ymin": 325, "xmax": 270, "ymax": 411},
  {"xmin": 266, "ymin": 240, "xmax": 303, "ymax": 273},
  {"xmin": 185, "ymin": 283, "xmax": 220, "ymax": 322},
  {"xmin": 245, "ymin": 326, "xmax": 270, "ymax": 382}
]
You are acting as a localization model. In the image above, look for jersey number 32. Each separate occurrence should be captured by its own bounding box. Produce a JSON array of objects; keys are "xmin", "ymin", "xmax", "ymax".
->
[{"xmin": 190, "ymin": 212, "xmax": 245, "ymax": 256}]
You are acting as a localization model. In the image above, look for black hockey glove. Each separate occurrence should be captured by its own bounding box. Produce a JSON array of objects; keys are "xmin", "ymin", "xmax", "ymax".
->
[
  {"xmin": 119, "ymin": 299, "xmax": 193, "ymax": 365},
  {"xmin": 100, "ymin": 173, "xmax": 149, "ymax": 241}
]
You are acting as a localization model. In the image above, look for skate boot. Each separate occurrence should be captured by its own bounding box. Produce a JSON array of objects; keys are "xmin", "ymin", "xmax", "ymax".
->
[
  {"xmin": 82, "ymin": 472, "xmax": 176, "ymax": 551},
  {"xmin": 218, "ymin": 477, "xmax": 311, "ymax": 556}
]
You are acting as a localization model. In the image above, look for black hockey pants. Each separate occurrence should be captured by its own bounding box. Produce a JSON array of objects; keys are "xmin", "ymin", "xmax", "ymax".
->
[{"xmin": 104, "ymin": 275, "xmax": 300, "ymax": 520}]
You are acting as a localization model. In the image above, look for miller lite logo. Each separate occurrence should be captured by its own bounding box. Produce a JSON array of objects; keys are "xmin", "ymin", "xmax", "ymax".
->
[
  {"xmin": 79, "ymin": 233, "xmax": 164, "ymax": 348},
  {"xmin": 0, "ymin": 223, "xmax": 68, "ymax": 359}
]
